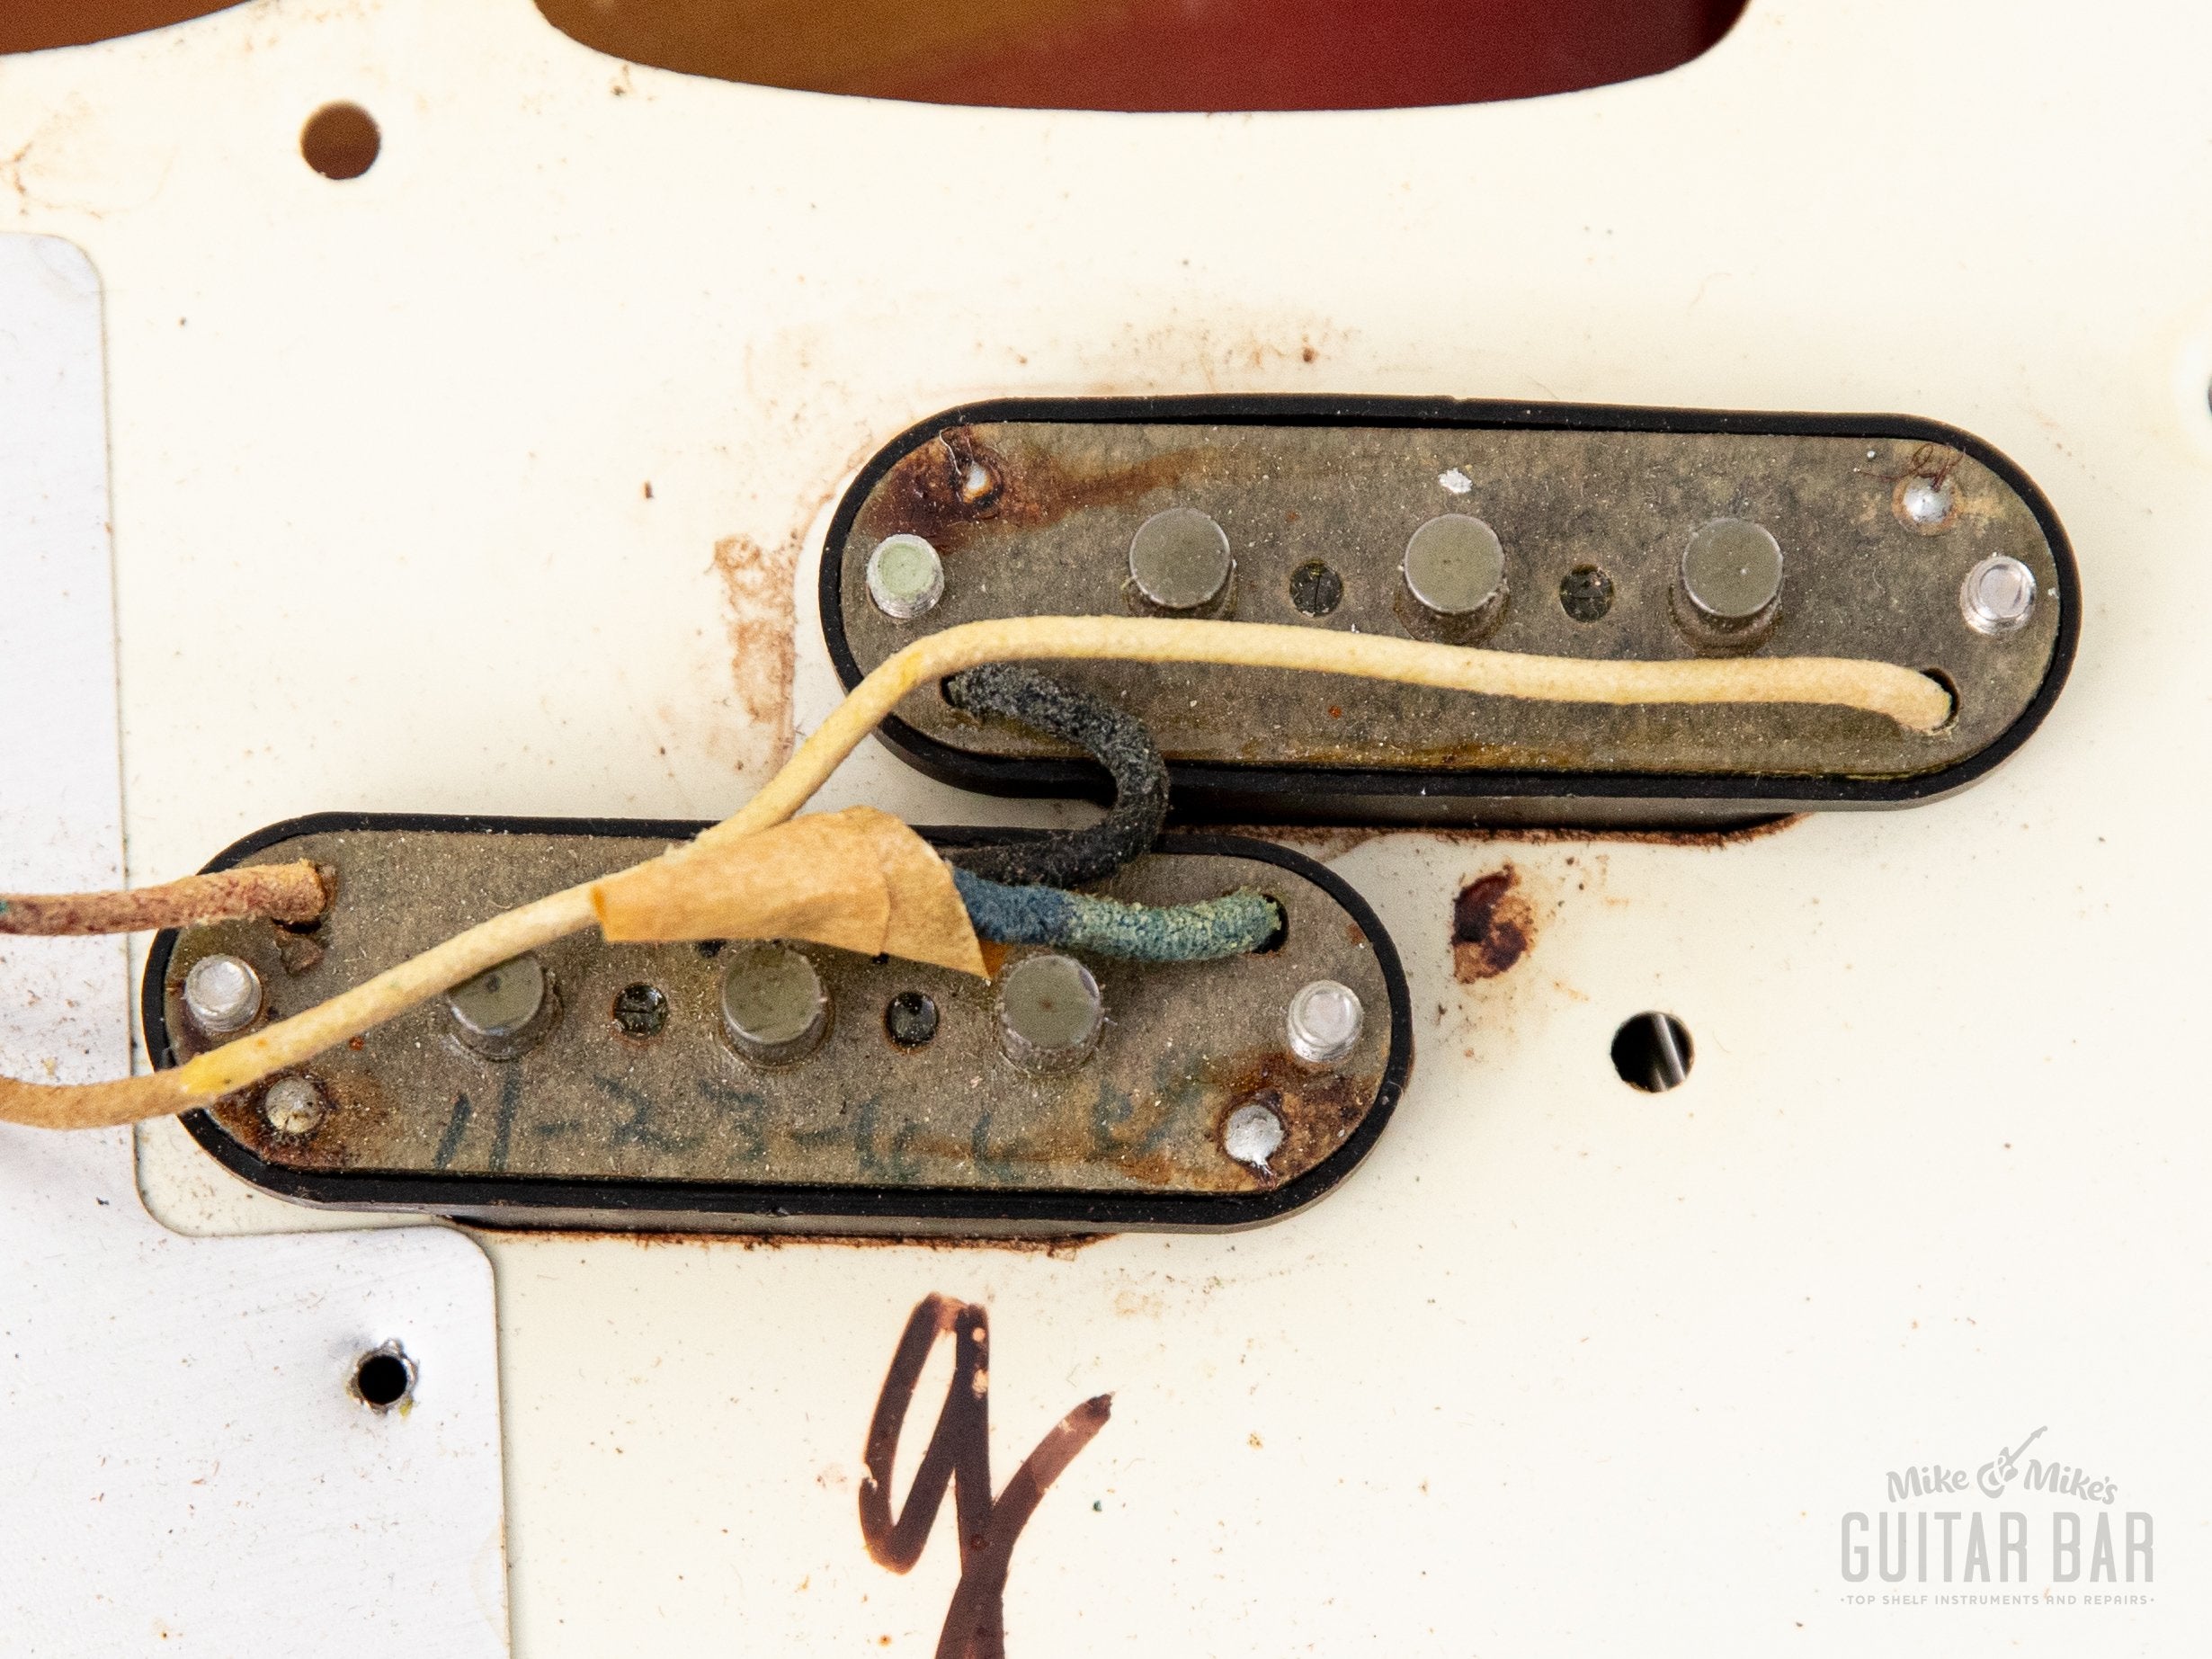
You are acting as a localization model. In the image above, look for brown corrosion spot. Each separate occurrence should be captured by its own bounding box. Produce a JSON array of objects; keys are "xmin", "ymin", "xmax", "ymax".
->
[
  {"xmin": 512, "ymin": 1228, "xmax": 1104, "ymax": 1255},
  {"xmin": 1204, "ymin": 1046, "xmax": 1372, "ymax": 1187},
  {"xmin": 856, "ymin": 424, "xmax": 1223, "ymax": 556},
  {"xmin": 210, "ymin": 1062, "xmax": 399, "ymax": 1173},
  {"xmin": 1452, "ymin": 866, "xmax": 1536, "ymax": 982},
  {"xmin": 1226, "ymin": 815, "xmax": 1805, "ymax": 861},
  {"xmin": 710, "ymin": 533, "xmax": 798, "ymax": 774},
  {"xmin": 278, "ymin": 929, "xmax": 326, "ymax": 976}
]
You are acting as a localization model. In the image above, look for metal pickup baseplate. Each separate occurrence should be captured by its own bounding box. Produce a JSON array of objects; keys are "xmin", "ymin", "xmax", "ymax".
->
[
  {"xmin": 146, "ymin": 816, "xmax": 1411, "ymax": 1235},
  {"xmin": 823, "ymin": 397, "xmax": 2078, "ymax": 826}
]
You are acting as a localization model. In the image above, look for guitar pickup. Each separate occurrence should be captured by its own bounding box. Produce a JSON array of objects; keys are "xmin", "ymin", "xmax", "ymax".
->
[
  {"xmin": 146, "ymin": 816, "xmax": 1411, "ymax": 1236},
  {"xmin": 821, "ymin": 396, "xmax": 2077, "ymax": 826}
]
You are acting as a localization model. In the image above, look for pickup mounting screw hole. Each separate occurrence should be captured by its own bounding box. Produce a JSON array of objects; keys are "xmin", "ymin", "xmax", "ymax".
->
[
  {"xmin": 1289, "ymin": 560, "xmax": 1342, "ymax": 617},
  {"xmin": 1612, "ymin": 1012, "xmax": 1692, "ymax": 1093},
  {"xmin": 352, "ymin": 1345, "xmax": 414, "ymax": 1411},
  {"xmin": 885, "ymin": 990, "xmax": 940, "ymax": 1048},
  {"xmin": 1559, "ymin": 565, "xmax": 1615, "ymax": 623},
  {"xmin": 301, "ymin": 103, "xmax": 380, "ymax": 181},
  {"xmin": 611, "ymin": 982, "xmax": 669, "ymax": 1039}
]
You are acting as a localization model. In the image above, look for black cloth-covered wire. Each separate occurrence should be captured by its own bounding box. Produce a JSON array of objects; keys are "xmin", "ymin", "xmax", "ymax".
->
[
  {"xmin": 939, "ymin": 664, "xmax": 1169, "ymax": 888},
  {"xmin": 939, "ymin": 664, "xmax": 1281, "ymax": 961}
]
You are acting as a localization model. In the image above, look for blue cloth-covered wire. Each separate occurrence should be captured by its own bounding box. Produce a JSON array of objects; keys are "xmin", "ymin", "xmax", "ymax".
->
[{"xmin": 953, "ymin": 867, "xmax": 1281, "ymax": 963}]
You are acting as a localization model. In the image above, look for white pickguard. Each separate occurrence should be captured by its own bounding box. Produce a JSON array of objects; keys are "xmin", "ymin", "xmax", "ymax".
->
[
  {"xmin": 0, "ymin": 233, "xmax": 509, "ymax": 1655},
  {"xmin": 2, "ymin": 3, "xmax": 2208, "ymax": 1652}
]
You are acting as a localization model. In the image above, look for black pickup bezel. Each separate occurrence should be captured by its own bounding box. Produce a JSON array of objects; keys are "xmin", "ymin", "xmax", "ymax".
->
[
  {"xmin": 818, "ymin": 394, "xmax": 2079, "ymax": 825},
  {"xmin": 146, "ymin": 812, "xmax": 1414, "ymax": 1236}
]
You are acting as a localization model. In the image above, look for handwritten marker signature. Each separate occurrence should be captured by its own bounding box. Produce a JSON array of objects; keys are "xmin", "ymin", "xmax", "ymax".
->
[{"xmin": 861, "ymin": 1295, "xmax": 1112, "ymax": 1659}]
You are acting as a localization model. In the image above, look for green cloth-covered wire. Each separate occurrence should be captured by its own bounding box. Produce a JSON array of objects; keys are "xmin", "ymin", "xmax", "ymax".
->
[{"xmin": 952, "ymin": 868, "xmax": 1280, "ymax": 963}]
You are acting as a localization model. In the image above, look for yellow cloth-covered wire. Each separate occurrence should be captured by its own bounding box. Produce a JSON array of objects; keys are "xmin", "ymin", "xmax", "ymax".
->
[{"xmin": 0, "ymin": 614, "xmax": 1949, "ymax": 1129}]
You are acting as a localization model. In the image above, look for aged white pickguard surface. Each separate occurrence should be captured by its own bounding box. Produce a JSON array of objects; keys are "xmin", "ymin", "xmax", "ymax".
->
[
  {"xmin": 3, "ymin": 1, "xmax": 2208, "ymax": 1651},
  {"xmin": 0, "ymin": 233, "xmax": 507, "ymax": 1655}
]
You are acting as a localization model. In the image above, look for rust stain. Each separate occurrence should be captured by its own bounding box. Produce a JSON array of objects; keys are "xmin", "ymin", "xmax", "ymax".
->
[
  {"xmin": 1069, "ymin": 317, "xmax": 1352, "ymax": 397},
  {"xmin": 709, "ymin": 533, "xmax": 798, "ymax": 774},
  {"xmin": 210, "ymin": 1062, "xmax": 398, "ymax": 1173},
  {"xmin": 737, "ymin": 1229, "xmax": 1102, "ymax": 1255},
  {"xmin": 856, "ymin": 424, "xmax": 1224, "ymax": 557},
  {"xmin": 1452, "ymin": 866, "xmax": 1536, "ymax": 983},
  {"xmin": 1204, "ymin": 1047, "xmax": 1372, "ymax": 1187},
  {"xmin": 0, "ymin": 138, "xmax": 32, "ymax": 208},
  {"xmin": 277, "ymin": 930, "xmax": 326, "ymax": 976},
  {"xmin": 494, "ymin": 1227, "xmax": 1105, "ymax": 1255},
  {"xmin": 1225, "ymin": 814, "xmax": 1806, "ymax": 861}
]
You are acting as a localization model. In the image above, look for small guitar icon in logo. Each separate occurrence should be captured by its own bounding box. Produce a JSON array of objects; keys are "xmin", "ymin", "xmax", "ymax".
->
[
  {"xmin": 1976, "ymin": 1424, "xmax": 2048, "ymax": 1498},
  {"xmin": 860, "ymin": 1295, "xmax": 1112, "ymax": 1659}
]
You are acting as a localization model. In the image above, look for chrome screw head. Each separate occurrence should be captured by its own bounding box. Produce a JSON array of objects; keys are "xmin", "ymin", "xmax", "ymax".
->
[
  {"xmin": 1286, "ymin": 979, "xmax": 1363, "ymax": 1065},
  {"xmin": 183, "ymin": 954, "xmax": 262, "ymax": 1036},
  {"xmin": 1898, "ymin": 474, "xmax": 1958, "ymax": 531},
  {"xmin": 1960, "ymin": 555, "xmax": 2036, "ymax": 635},
  {"xmin": 866, "ymin": 533, "xmax": 944, "ymax": 620}
]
